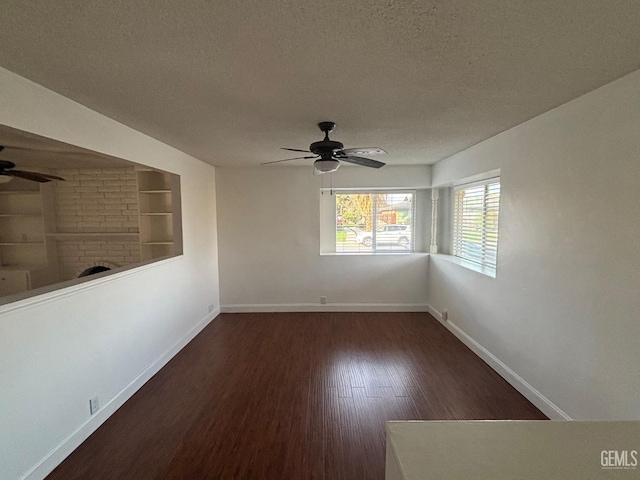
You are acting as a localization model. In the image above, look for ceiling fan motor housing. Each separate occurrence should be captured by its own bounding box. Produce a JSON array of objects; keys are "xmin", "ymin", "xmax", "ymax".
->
[
  {"xmin": 311, "ymin": 121, "xmax": 343, "ymax": 158},
  {"xmin": 309, "ymin": 139, "xmax": 344, "ymax": 158}
]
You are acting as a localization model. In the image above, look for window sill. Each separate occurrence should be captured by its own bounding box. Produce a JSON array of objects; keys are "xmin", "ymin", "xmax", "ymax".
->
[
  {"xmin": 320, "ymin": 252, "xmax": 428, "ymax": 257},
  {"xmin": 430, "ymin": 253, "xmax": 496, "ymax": 278}
]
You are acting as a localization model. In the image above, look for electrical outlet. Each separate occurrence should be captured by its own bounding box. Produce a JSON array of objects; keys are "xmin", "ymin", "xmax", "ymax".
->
[
  {"xmin": 89, "ymin": 395, "xmax": 100, "ymax": 415},
  {"xmin": 441, "ymin": 309, "xmax": 448, "ymax": 321},
  {"xmin": 208, "ymin": 303, "xmax": 215, "ymax": 314},
  {"xmin": 320, "ymin": 296, "xmax": 327, "ymax": 305}
]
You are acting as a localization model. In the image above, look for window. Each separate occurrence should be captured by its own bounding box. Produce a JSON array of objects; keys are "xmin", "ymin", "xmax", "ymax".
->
[
  {"xmin": 335, "ymin": 191, "xmax": 415, "ymax": 253},
  {"xmin": 453, "ymin": 179, "xmax": 500, "ymax": 269}
]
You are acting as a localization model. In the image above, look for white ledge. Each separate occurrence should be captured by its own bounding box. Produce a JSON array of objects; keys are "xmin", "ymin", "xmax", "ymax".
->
[
  {"xmin": 0, "ymin": 255, "xmax": 182, "ymax": 314},
  {"xmin": 320, "ymin": 252, "xmax": 429, "ymax": 257},
  {"xmin": 430, "ymin": 253, "xmax": 496, "ymax": 278}
]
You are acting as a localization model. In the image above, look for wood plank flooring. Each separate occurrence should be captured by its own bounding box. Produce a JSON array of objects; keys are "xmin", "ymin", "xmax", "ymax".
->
[{"xmin": 46, "ymin": 312, "xmax": 546, "ymax": 480}]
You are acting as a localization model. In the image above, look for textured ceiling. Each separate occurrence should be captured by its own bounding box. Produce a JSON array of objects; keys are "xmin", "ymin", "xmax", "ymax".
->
[
  {"xmin": 0, "ymin": 124, "xmax": 138, "ymax": 169},
  {"xmin": 0, "ymin": 0, "xmax": 639, "ymax": 168}
]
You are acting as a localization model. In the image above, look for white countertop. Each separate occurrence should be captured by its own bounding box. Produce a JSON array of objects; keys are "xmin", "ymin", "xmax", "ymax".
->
[{"xmin": 386, "ymin": 420, "xmax": 640, "ymax": 480}]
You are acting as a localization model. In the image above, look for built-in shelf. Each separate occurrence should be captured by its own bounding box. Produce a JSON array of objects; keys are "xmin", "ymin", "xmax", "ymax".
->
[
  {"xmin": 46, "ymin": 232, "xmax": 140, "ymax": 240},
  {"xmin": 0, "ymin": 191, "xmax": 40, "ymax": 195},
  {"xmin": 0, "ymin": 178, "xmax": 52, "ymax": 288},
  {"xmin": 136, "ymin": 170, "xmax": 179, "ymax": 262},
  {"xmin": 0, "ymin": 242, "xmax": 46, "ymax": 245}
]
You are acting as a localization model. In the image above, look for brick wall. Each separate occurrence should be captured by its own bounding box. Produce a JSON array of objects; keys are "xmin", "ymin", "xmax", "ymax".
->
[
  {"xmin": 54, "ymin": 167, "xmax": 139, "ymax": 233},
  {"xmin": 52, "ymin": 167, "xmax": 142, "ymax": 280}
]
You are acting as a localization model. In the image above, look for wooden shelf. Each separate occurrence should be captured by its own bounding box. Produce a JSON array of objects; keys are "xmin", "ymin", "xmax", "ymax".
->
[
  {"xmin": 139, "ymin": 190, "xmax": 171, "ymax": 194},
  {"xmin": 139, "ymin": 212, "xmax": 172, "ymax": 216}
]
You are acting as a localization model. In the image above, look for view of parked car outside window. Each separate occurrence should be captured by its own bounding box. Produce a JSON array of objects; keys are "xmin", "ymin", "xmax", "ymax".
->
[{"xmin": 335, "ymin": 192, "xmax": 414, "ymax": 253}]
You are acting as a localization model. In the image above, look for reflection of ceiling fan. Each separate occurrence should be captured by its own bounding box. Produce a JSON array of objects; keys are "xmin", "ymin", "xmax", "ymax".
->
[
  {"xmin": 0, "ymin": 146, "xmax": 65, "ymax": 183},
  {"xmin": 261, "ymin": 122, "xmax": 386, "ymax": 174}
]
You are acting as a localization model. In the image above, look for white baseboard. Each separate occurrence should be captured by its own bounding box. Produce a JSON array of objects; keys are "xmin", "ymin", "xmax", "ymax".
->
[
  {"xmin": 426, "ymin": 304, "xmax": 571, "ymax": 421},
  {"xmin": 221, "ymin": 303, "xmax": 430, "ymax": 313},
  {"xmin": 21, "ymin": 307, "xmax": 221, "ymax": 480}
]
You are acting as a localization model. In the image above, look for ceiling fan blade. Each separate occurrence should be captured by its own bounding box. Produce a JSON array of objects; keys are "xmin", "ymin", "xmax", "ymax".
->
[
  {"xmin": 8, "ymin": 170, "xmax": 55, "ymax": 182},
  {"xmin": 0, "ymin": 160, "xmax": 16, "ymax": 169},
  {"xmin": 281, "ymin": 147, "xmax": 312, "ymax": 153},
  {"xmin": 339, "ymin": 147, "xmax": 387, "ymax": 156},
  {"xmin": 261, "ymin": 156, "xmax": 318, "ymax": 165},
  {"xmin": 27, "ymin": 172, "xmax": 65, "ymax": 181},
  {"xmin": 338, "ymin": 155, "xmax": 386, "ymax": 169}
]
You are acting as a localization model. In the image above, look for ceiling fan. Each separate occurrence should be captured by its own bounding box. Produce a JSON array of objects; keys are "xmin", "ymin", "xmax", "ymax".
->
[
  {"xmin": 0, "ymin": 146, "xmax": 65, "ymax": 183},
  {"xmin": 262, "ymin": 122, "xmax": 386, "ymax": 174}
]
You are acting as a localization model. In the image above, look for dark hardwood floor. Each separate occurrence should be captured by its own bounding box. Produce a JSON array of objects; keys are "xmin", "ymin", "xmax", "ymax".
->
[{"xmin": 46, "ymin": 312, "xmax": 546, "ymax": 480}]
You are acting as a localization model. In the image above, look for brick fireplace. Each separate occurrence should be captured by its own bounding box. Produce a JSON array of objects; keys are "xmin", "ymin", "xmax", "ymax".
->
[{"xmin": 52, "ymin": 167, "xmax": 142, "ymax": 281}]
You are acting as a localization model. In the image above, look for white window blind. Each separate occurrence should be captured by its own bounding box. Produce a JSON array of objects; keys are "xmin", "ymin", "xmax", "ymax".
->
[{"xmin": 453, "ymin": 179, "xmax": 500, "ymax": 269}]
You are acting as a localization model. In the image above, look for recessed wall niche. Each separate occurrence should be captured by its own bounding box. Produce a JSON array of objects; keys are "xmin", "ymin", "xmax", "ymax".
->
[{"xmin": 0, "ymin": 125, "xmax": 183, "ymax": 303}]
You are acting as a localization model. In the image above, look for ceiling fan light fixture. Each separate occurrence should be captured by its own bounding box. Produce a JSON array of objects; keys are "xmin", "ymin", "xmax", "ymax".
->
[
  {"xmin": 313, "ymin": 158, "xmax": 340, "ymax": 174},
  {"xmin": 0, "ymin": 174, "xmax": 12, "ymax": 184}
]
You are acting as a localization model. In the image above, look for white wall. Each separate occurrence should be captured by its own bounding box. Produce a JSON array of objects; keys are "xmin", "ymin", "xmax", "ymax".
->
[
  {"xmin": 428, "ymin": 70, "xmax": 640, "ymax": 420},
  {"xmin": 0, "ymin": 67, "xmax": 220, "ymax": 480},
  {"xmin": 216, "ymin": 165, "xmax": 431, "ymax": 311}
]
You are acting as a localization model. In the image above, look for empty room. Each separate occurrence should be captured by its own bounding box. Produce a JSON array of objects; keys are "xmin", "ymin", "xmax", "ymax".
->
[{"xmin": 1, "ymin": 1, "xmax": 639, "ymax": 479}]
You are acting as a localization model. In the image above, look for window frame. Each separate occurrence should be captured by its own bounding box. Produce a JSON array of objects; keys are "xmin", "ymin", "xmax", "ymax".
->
[
  {"xmin": 452, "ymin": 177, "xmax": 501, "ymax": 272},
  {"xmin": 322, "ymin": 189, "xmax": 417, "ymax": 255}
]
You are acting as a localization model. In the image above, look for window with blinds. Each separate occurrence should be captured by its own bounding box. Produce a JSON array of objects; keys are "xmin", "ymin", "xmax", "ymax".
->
[{"xmin": 453, "ymin": 179, "xmax": 500, "ymax": 270}]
